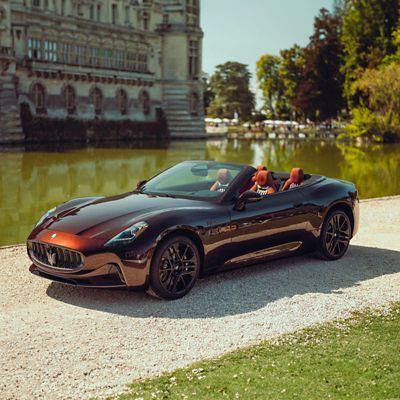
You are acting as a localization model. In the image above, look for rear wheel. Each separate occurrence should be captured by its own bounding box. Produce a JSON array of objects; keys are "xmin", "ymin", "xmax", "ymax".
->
[
  {"xmin": 147, "ymin": 236, "xmax": 200, "ymax": 300},
  {"xmin": 318, "ymin": 210, "xmax": 352, "ymax": 260}
]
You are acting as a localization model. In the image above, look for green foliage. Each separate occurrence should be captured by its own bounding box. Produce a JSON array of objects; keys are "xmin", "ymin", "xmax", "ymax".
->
[
  {"xmin": 279, "ymin": 45, "xmax": 305, "ymax": 104},
  {"xmin": 295, "ymin": 8, "xmax": 345, "ymax": 120},
  {"xmin": 341, "ymin": 0, "xmax": 400, "ymax": 103},
  {"xmin": 345, "ymin": 107, "xmax": 381, "ymax": 140},
  {"xmin": 346, "ymin": 62, "xmax": 400, "ymax": 142},
  {"xmin": 202, "ymin": 77, "xmax": 215, "ymax": 115},
  {"xmin": 256, "ymin": 54, "xmax": 283, "ymax": 115},
  {"xmin": 256, "ymin": 9, "xmax": 344, "ymax": 122},
  {"xmin": 113, "ymin": 304, "xmax": 400, "ymax": 400},
  {"xmin": 207, "ymin": 62, "xmax": 255, "ymax": 120},
  {"xmin": 383, "ymin": 25, "xmax": 400, "ymax": 64}
]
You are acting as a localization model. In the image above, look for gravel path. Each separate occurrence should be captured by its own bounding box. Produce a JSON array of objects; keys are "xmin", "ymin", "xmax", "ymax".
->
[{"xmin": 1, "ymin": 196, "xmax": 400, "ymax": 400}]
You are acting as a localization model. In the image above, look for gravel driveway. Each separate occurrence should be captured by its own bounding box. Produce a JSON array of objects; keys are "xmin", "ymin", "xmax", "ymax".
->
[{"xmin": 1, "ymin": 196, "xmax": 400, "ymax": 400}]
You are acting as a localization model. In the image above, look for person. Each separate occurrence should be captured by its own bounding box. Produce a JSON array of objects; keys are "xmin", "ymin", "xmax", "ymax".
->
[{"xmin": 210, "ymin": 169, "xmax": 232, "ymax": 193}]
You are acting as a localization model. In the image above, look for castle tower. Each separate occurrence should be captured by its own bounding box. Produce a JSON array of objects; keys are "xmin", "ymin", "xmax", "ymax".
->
[
  {"xmin": 160, "ymin": 0, "xmax": 205, "ymax": 138},
  {"xmin": 0, "ymin": 0, "xmax": 23, "ymax": 143}
]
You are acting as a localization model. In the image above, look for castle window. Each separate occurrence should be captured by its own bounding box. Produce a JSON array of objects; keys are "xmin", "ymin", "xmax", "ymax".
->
[
  {"xmin": 59, "ymin": 42, "xmax": 73, "ymax": 64},
  {"xmin": 63, "ymin": 85, "xmax": 76, "ymax": 114},
  {"xmin": 74, "ymin": 45, "xmax": 86, "ymax": 65},
  {"xmin": 91, "ymin": 87, "xmax": 103, "ymax": 115},
  {"xmin": 138, "ymin": 10, "xmax": 150, "ymax": 30},
  {"xmin": 186, "ymin": 0, "xmax": 199, "ymax": 26},
  {"xmin": 138, "ymin": 52, "xmax": 148, "ymax": 72},
  {"xmin": 190, "ymin": 92, "xmax": 199, "ymax": 116},
  {"xmin": 31, "ymin": 82, "xmax": 46, "ymax": 114},
  {"xmin": 143, "ymin": 13, "xmax": 149, "ymax": 30},
  {"xmin": 188, "ymin": 39, "xmax": 199, "ymax": 79},
  {"xmin": 90, "ymin": 5, "xmax": 94, "ymax": 19},
  {"xmin": 125, "ymin": 6, "xmax": 130, "ymax": 24},
  {"xmin": 116, "ymin": 89, "xmax": 128, "ymax": 115},
  {"xmin": 112, "ymin": 4, "xmax": 118, "ymax": 24},
  {"xmin": 44, "ymin": 40, "xmax": 57, "ymax": 62},
  {"xmin": 101, "ymin": 48, "xmax": 113, "ymax": 68},
  {"xmin": 126, "ymin": 52, "xmax": 137, "ymax": 71},
  {"xmin": 28, "ymin": 38, "xmax": 42, "ymax": 60},
  {"xmin": 97, "ymin": 4, "xmax": 101, "ymax": 21},
  {"xmin": 88, "ymin": 47, "xmax": 99, "ymax": 65},
  {"xmin": 114, "ymin": 50, "xmax": 125, "ymax": 69},
  {"xmin": 61, "ymin": 0, "xmax": 65, "ymax": 15},
  {"xmin": 32, "ymin": 0, "xmax": 40, "ymax": 7},
  {"xmin": 140, "ymin": 91, "xmax": 150, "ymax": 115}
]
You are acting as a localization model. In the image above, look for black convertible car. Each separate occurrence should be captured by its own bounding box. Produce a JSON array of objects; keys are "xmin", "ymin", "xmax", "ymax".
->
[{"xmin": 28, "ymin": 161, "xmax": 359, "ymax": 299}]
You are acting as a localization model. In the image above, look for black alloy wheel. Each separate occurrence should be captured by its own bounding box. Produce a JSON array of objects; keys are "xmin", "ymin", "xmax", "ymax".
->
[
  {"xmin": 319, "ymin": 210, "xmax": 352, "ymax": 260},
  {"xmin": 148, "ymin": 236, "xmax": 200, "ymax": 300}
]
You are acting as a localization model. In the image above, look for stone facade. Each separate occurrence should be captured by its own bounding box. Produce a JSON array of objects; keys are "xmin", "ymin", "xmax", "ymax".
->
[{"xmin": 0, "ymin": 0, "xmax": 205, "ymax": 143}]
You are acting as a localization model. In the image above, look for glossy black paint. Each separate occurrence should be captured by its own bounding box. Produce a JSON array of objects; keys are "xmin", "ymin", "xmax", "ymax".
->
[{"xmin": 27, "ymin": 162, "xmax": 359, "ymax": 289}]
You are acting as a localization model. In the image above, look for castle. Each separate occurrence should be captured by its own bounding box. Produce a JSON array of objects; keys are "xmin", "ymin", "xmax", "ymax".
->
[{"xmin": 0, "ymin": 0, "xmax": 205, "ymax": 143}]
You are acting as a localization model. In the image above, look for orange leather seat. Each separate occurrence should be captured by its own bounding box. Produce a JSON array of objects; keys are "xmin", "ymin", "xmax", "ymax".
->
[
  {"xmin": 250, "ymin": 170, "xmax": 276, "ymax": 195},
  {"xmin": 252, "ymin": 165, "xmax": 267, "ymax": 183},
  {"xmin": 210, "ymin": 169, "xmax": 232, "ymax": 192},
  {"xmin": 282, "ymin": 168, "xmax": 305, "ymax": 191}
]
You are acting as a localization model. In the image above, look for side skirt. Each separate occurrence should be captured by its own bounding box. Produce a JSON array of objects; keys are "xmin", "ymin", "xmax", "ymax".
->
[{"xmin": 203, "ymin": 241, "xmax": 307, "ymax": 276}]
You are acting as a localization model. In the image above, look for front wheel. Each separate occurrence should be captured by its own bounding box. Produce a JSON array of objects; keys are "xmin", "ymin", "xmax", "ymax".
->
[
  {"xmin": 318, "ymin": 210, "xmax": 352, "ymax": 260},
  {"xmin": 147, "ymin": 236, "xmax": 200, "ymax": 300}
]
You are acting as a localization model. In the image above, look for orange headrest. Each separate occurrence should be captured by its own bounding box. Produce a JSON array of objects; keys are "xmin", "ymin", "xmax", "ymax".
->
[
  {"xmin": 256, "ymin": 170, "xmax": 274, "ymax": 187},
  {"xmin": 217, "ymin": 169, "xmax": 231, "ymax": 185},
  {"xmin": 252, "ymin": 165, "xmax": 267, "ymax": 182},
  {"xmin": 290, "ymin": 168, "xmax": 304, "ymax": 184}
]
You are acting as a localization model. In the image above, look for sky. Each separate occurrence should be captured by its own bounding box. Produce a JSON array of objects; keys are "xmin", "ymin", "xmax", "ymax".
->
[{"xmin": 201, "ymin": 0, "xmax": 333, "ymax": 103}]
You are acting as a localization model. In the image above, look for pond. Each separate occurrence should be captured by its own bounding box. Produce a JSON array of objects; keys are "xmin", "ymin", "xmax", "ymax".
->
[{"xmin": 0, "ymin": 139, "xmax": 399, "ymax": 246}]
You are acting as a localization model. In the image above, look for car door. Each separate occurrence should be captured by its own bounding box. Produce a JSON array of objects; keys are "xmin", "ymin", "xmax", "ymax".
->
[{"xmin": 225, "ymin": 188, "xmax": 309, "ymax": 265}]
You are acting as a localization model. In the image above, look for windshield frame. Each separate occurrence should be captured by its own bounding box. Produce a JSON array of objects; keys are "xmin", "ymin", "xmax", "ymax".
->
[{"xmin": 138, "ymin": 160, "xmax": 254, "ymax": 203}]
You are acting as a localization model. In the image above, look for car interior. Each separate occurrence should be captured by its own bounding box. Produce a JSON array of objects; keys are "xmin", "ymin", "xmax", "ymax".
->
[
  {"xmin": 142, "ymin": 162, "xmax": 319, "ymax": 199},
  {"xmin": 238, "ymin": 165, "xmax": 317, "ymax": 197}
]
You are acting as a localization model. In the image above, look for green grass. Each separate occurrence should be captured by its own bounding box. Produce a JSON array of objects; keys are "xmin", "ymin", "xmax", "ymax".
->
[{"xmin": 113, "ymin": 303, "xmax": 400, "ymax": 400}]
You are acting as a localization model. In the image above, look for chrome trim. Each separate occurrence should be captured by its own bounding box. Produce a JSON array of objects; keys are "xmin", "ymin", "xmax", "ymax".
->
[{"xmin": 27, "ymin": 240, "xmax": 85, "ymax": 272}]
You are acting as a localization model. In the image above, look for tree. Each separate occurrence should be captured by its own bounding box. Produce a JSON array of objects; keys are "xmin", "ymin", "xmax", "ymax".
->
[
  {"xmin": 346, "ymin": 62, "xmax": 400, "ymax": 142},
  {"xmin": 279, "ymin": 45, "xmax": 306, "ymax": 118},
  {"xmin": 202, "ymin": 75, "xmax": 215, "ymax": 115},
  {"xmin": 207, "ymin": 62, "xmax": 254, "ymax": 120},
  {"xmin": 341, "ymin": 0, "xmax": 400, "ymax": 102},
  {"xmin": 294, "ymin": 8, "xmax": 344, "ymax": 120},
  {"xmin": 256, "ymin": 54, "xmax": 283, "ymax": 116}
]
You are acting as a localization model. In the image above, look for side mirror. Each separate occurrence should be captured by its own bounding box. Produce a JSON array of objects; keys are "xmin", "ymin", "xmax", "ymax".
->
[
  {"xmin": 136, "ymin": 180, "xmax": 148, "ymax": 190},
  {"xmin": 234, "ymin": 190, "xmax": 262, "ymax": 211}
]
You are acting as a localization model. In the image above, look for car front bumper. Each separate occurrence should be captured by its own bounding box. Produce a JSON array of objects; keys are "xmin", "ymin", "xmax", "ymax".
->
[{"xmin": 27, "ymin": 229, "xmax": 151, "ymax": 289}]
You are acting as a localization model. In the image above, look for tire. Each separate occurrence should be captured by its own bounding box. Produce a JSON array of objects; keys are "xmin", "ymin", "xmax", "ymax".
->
[
  {"xmin": 147, "ymin": 235, "xmax": 200, "ymax": 300},
  {"xmin": 318, "ymin": 210, "xmax": 352, "ymax": 260}
]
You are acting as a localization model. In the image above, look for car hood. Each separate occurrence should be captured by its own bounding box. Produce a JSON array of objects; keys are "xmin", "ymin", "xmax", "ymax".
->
[{"xmin": 43, "ymin": 192, "xmax": 208, "ymax": 239}]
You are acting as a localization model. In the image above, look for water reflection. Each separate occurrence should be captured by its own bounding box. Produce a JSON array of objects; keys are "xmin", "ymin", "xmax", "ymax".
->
[{"xmin": 0, "ymin": 139, "xmax": 399, "ymax": 246}]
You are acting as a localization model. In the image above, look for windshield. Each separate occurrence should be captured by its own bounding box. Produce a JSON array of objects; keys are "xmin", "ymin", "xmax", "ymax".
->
[{"xmin": 141, "ymin": 161, "xmax": 244, "ymax": 199}]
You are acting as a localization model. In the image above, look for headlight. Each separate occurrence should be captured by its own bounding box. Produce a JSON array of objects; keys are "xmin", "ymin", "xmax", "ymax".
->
[
  {"xmin": 35, "ymin": 207, "xmax": 56, "ymax": 227},
  {"xmin": 104, "ymin": 221, "xmax": 148, "ymax": 247}
]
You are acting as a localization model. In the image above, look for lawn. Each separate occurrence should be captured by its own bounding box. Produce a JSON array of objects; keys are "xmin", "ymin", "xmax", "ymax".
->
[{"xmin": 113, "ymin": 303, "xmax": 400, "ymax": 400}]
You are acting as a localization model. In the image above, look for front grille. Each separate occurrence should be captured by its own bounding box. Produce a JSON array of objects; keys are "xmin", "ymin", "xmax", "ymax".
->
[{"xmin": 28, "ymin": 241, "xmax": 84, "ymax": 271}]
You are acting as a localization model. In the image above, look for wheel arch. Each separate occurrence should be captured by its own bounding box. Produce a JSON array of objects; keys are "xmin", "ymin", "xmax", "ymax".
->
[
  {"xmin": 156, "ymin": 228, "xmax": 205, "ymax": 272},
  {"xmin": 325, "ymin": 202, "xmax": 355, "ymax": 235}
]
